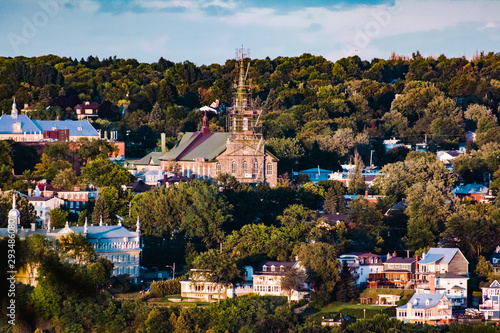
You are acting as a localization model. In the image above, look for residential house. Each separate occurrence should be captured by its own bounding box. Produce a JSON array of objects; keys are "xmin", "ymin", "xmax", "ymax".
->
[
  {"xmin": 415, "ymin": 248, "xmax": 469, "ymax": 308},
  {"xmin": 180, "ymin": 268, "xmax": 253, "ymax": 301},
  {"xmin": 452, "ymin": 183, "xmax": 492, "ymax": 202},
  {"xmin": 383, "ymin": 138, "xmax": 411, "ymax": 151},
  {"xmin": 490, "ymin": 246, "xmax": 500, "ymax": 274},
  {"xmin": 252, "ymin": 260, "xmax": 310, "ymax": 301},
  {"xmin": 57, "ymin": 187, "xmax": 98, "ymax": 214},
  {"xmin": 338, "ymin": 253, "xmax": 384, "ymax": 287},
  {"xmin": 479, "ymin": 280, "xmax": 500, "ymax": 320},
  {"xmin": 75, "ymin": 101, "xmax": 100, "ymax": 119},
  {"xmin": 28, "ymin": 195, "xmax": 64, "ymax": 228},
  {"xmin": 295, "ymin": 168, "xmax": 333, "ymax": 184},
  {"xmin": 368, "ymin": 256, "xmax": 416, "ymax": 289},
  {"xmin": 397, "ymin": 293, "xmax": 453, "ymax": 324},
  {"xmin": 437, "ymin": 150, "xmax": 464, "ymax": 165}
]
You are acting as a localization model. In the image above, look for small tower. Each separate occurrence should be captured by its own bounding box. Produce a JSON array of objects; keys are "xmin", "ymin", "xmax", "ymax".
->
[
  {"xmin": 99, "ymin": 215, "xmax": 103, "ymax": 226},
  {"xmin": 136, "ymin": 216, "xmax": 141, "ymax": 245},
  {"xmin": 8, "ymin": 194, "xmax": 21, "ymax": 233},
  {"xmin": 11, "ymin": 98, "xmax": 18, "ymax": 118},
  {"xmin": 84, "ymin": 217, "xmax": 88, "ymax": 235}
]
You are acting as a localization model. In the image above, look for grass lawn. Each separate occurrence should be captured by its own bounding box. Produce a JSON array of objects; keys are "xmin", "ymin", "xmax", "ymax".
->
[{"xmin": 305, "ymin": 302, "xmax": 395, "ymax": 320}]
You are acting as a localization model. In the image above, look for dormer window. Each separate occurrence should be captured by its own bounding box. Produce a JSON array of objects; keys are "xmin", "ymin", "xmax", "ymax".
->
[
  {"xmin": 413, "ymin": 299, "xmax": 418, "ymax": 306},
  {"xmin": 271, "ymin": 265, "xmax": 275, "ymax": 272},
  {"xmin": 280, "ymin": 265, "xmax": 284, "ymax": 272},
  {"xmin": 78, "ymin": 126, "xmax": 83, "ymax": 131},
  {"xmin": 426, "ymin": 299, "xmax": 431, "ymax": 305},
  {"xmin": 13, "ymin": 122, "xmax": 22, "ymax": 132},
  {"xmin": 262, "ymin": 265, "xmax": 267, "ymax": 272}
]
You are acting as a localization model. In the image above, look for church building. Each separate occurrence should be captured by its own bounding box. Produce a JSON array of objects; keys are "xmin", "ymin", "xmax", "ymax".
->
[{"xmin": 159, "ymin": 48, "xmax": 278, "ymax": 187}]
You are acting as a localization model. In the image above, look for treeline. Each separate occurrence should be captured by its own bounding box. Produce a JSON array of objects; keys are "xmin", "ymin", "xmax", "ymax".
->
[{"xmin": 2, "ymin": 52, "xmax": 500, "ymax": 163}]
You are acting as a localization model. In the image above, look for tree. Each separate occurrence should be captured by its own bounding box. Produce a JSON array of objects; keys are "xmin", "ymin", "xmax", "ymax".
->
[
  {"xmin": 295, "ymin": 242, "xmax": 340, "ymax": 305},
  {"xmin": 81, "ymin": 157, "xmax": 135, "ymax": 189},
  {"xmin": 347, "ymin": 149, "xmax": 366, "ymax": 194},
  {"xmin": 52, "ymin": 167, "xmax": 79, "ymax": 190},
  {"xmin": 34, "ymin": 153, "xmax": 72, "ymax": 182},
  {"xmin": 266, "ymin": 137, "xmax": 305, "ymax": 173},
  {"xmin": 348, "ymin": 198, "xmax": 384, "ymax": 251},
  {"xmin": 48, "ymin": 207, "xmax": 69, "ymax": 229},
  {"xmin": 92, "ymin": 194, "xmax": 111, "ymax": 225},
  {"xmin": 280, "ymin": 266, "xmax": 307, "ymax": 303},
  {"xmin": 405, "ymin": 181, "xmax": 451, "ymax": 251},
  {"xmin": 319, "ymin": 180, "xmax": 346, "ymax": 214},
  {"xmin": 191, "ymin": 249, "xmax": 242, "ymax": 303},
  {"xmin": 148, "ymin": 102, "xmax": 165, "ymax": 131},
  {"xmin": 58, "ymin": 233, "xmax": 95, "ymax": 264},
  {"xmin": 76, "ymin": 138, "xmax": 119, "ymax": 165},
  {"xmin": 335, "ymin": 261, "xmax": 359, "ymax": 302},
  {"xmin": 0, "ymin": 140, "xmax": 13, "ymax": 167}
]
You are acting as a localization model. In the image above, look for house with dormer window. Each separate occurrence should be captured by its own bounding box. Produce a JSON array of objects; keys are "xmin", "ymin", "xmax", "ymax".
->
[
  {"xmin": 338, "ymin": 253, "xmax": 383, "ymax": 287},
  {"xmin": 397, "ymin": 293, "xmax": 452, "ymax": 324},
  {"xmin": 252, "ymin": 260, "xmax": 310, "ymax": 301},
  {"xmin": 415, "ymin": 248, "xmax": 469, "ymax": 308},
  {"xmin": 490, "ymin": 246, "xmax": 500, "ymax": 274},
  {"xmin": 479, "ymin": 280, "xmax": 500, "ymax": 320}
]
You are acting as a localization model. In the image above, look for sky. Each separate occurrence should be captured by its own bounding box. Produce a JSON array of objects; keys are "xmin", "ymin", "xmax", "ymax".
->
[{"xmin": 0, "ymin": 0, "xmax": 499, "ymax": 65}]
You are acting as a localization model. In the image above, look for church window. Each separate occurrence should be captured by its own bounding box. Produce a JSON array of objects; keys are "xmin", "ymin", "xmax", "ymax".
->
[
  {"xmin": 232, "ymin": 161, "xmax": 237, "ymax": 174},
  {"xmin": 254, "ymin": 160, "xmax": 258, "ymax": 172},
  {"xmin": 243, "ymin": 161, "xmax": 248, "ymax": 174},
  {"xmin": 266, "ymin": 162, "xmax": 272, "ymax": 175},
  {"xmin": 216, "ymin": 163, "xmax": 221, "ymax": 174}
]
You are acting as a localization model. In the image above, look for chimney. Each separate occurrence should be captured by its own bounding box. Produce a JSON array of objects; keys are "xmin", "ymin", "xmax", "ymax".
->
[
  {"xmin": 28, "ymin": 188, "xmax": 33, "ymax": 196},
  {"xmin": 393, "ymin": 251, "xmax": 397, "ymax": 258},
  {"xmin": 365, "ymin": 190, "xmax": 368, "ymax": 197},
  {"xmin": 415, "ymin": 255, "xmax": 419, "ymax": 274},
  {"xmin": 31, "ymin": 223, "xmax": 36, "ymax": 232},
  {"xmin": 429, "ymin": 275, "xmax": 436, "ymax": 294},
  {"xmin": 161, "ymin": 133, "xmax": 167, "ymax": 155},
  {"xmin": 74, "ymin": 186, "xmax": 80, "ymax": 191},
  {"xmin": 295, "ymin": 255, "xmax": 299, "ymax": 262}
]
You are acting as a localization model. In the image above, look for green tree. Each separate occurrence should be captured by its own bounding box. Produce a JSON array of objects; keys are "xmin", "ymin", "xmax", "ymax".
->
[
  {"xmin": 52, "ymin": 167, "xmax": 79, "ymax": 190},
  {"xmin": 280, "ymin": 266, "xmax": 307, "ymax": 303},
  {"xmin": 48, "ymin": 207, "xmax": 69, "ymax": 229},
  {"xmin": 192, "ymin": 249, "xmax": 242, "ymax": 303},
  {"xmin": 81, "ymin": 157, "xmax": 135, "ymax": 189},
  {"xmin": 347, "ymin": 149, "xmax": 366, "ymax": 194},
  {"xmin": 92, "ymin": 194, "xmax": 111, "ymax": 225},
  {"xmin": 58, "ymin": 232, "xmax": 96, "ymax": 264},
  {"xmin": 34, "ymin": 153, "xmax": 72, "ymax": 182},
  {"xmin": 0, "ymin": 192, "xmax": 37, "ymax": 228},
  {"xmin": 335, "ymin": 261, "xmax": 359, "ymax": 302},
  {"xmin": 77, "ymin": 138, "xmax": 119, "ymax": 165}
]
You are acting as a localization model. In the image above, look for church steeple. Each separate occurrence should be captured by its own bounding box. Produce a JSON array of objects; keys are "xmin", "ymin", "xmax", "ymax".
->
[
  {"xmin": 11, "ymin": 98, "xmax": 18, "ymax": 118},
  {"xmin": 8, "ymin": 193, "xmax": 20, "ymax": 233}
]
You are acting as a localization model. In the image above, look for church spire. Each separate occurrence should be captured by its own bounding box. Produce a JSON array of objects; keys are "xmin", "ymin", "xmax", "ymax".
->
[{"xmin": 11, "ymin": 97, "xmax": 18, "ymax": 118}]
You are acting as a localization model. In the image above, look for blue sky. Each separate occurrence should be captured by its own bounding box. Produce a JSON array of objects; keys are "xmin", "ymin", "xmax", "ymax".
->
[{"xmin": 0, "ymin": 0, "xmax": 499, "ymax": 65}]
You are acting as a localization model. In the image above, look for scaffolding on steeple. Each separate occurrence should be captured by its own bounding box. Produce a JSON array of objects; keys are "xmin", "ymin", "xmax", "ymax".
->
[{"xmin": 227, "ymin": 46, "xmax": 262, "ymax": 145}]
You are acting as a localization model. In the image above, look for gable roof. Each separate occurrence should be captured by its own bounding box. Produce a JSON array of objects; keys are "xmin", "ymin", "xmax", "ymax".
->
[
  {"xmin": 418, "ymin": 248, "xmax": 467, "ymax": 265},
  {"xmin": 53, "ymin": 225, "xmax": 137, "ymax": 239},
  {"xmin": 397, "ymin": 293, "xmax": 447, "ymax": 309},
  {"xmin": 135, "ymin": 151, "xmax": 162, "ymax": 166},
  {"xmin": 385, "ymin": 257, "xmax": 416, "ymax": 264},
  {"xmin": 159, "ymin": 131, "xmax": 228, "ymax": 161}
]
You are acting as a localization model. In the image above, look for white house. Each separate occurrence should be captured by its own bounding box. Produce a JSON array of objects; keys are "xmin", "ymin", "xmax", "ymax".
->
[
  {"xmin": 28, "ymin": 196, "xmax": 64, "ymax": 228},
  {"xmin": 397, "ymin": 293, "xmax": 452, "ymax": 324},
  {"xmin": 479, "ymin": 280, "xmax": 500, "ymax": 320},
  {"xmin": 338, "ymin": 253, "xmax": 384, "ymax": 287},
  {"xmin": 436, "ymin": 150, "xmax": 464, "ymax": 165},
  {"xmin": 252, "ymin": 260, "xmax": 310, "ymax": 301}
]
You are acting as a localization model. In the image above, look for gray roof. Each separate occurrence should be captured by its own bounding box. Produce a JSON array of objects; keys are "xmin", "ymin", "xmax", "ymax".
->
[
  {"xmin": 397, "ymin": 293, "xmax": 446, "ymax": 309},
  {"xmin": 135, "ymin": 151, "xmax": 162, "ymax": 166},
  {"xmin": 418, "ymin": 248, "xmax": 460, "ymax": 265},
  {"xmin": 0, "ymin": 114, "xmax": 42, "ymax": 133},
  {"xmin": 53, "ymin": 225, "xmax": 138, "ymax": 239},
  {"xmin": 36, "ymin": 119, "xmax": 99, "ymax": 137},
  {"xmin": 437, "ymin": 272, "xmax": 467, "ymax": 279},
  {"xmin": 28, "ymin": 196, "xmax": 53, "ymax": 202},
  {"xmin": 0, "ymin": 114, "xmax": 99, "ymax": 137},
  {"xmin": 385, "ymin": 257, "xmax": 416, "ymax": 264},
  {"xmin": 159, "ymin": 132, "xmax": 228, "ymax": 161},
  {"xmin": 453, "ymin": 183, "xmax": 489, "ymax": 195}
]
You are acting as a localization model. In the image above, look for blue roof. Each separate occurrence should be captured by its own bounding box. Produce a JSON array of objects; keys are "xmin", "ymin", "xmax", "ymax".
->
[
  {"xmin": 0, "ymin": 114, "xmax": 42, "ymax": 133},
  {"xmin": 35, "ymin": 119, "xmax": 99, "ymax": 136},
  {"xmin": 0, "ymin": 115, "xmax": 99, "ymax": 137},
  {"xmin": 397, "ymin": 293, "xmax": 446, "ymax": 309},
  {"xmin": 419, "ymin": 248, "xmax": 460, "ymax": 265}
]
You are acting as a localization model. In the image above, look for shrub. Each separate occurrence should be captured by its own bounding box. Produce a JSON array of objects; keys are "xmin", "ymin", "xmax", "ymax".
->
[{"xmin": 149, "ymin": 280, "xmax": 181, "ymax": 297}]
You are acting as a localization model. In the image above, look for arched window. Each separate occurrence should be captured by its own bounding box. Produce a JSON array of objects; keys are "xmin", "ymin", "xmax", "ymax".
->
[
  {"xmin": 266, "ymin": 162, "xmax": 273, "ymax": 175},
  {"xmin": 216, "ymin": 163, "xmax": 221, "ymax": 174},
  {"xmin": 232, "ymin": 161, "xmax": 237, "ymax": 174},
  {"xmin": 254, "ymin": 160, "xmax": 258, "ymax": 172},
  {"xmin": 243, "ymin": 161, "xmax": 248, "ymax": 174}
]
